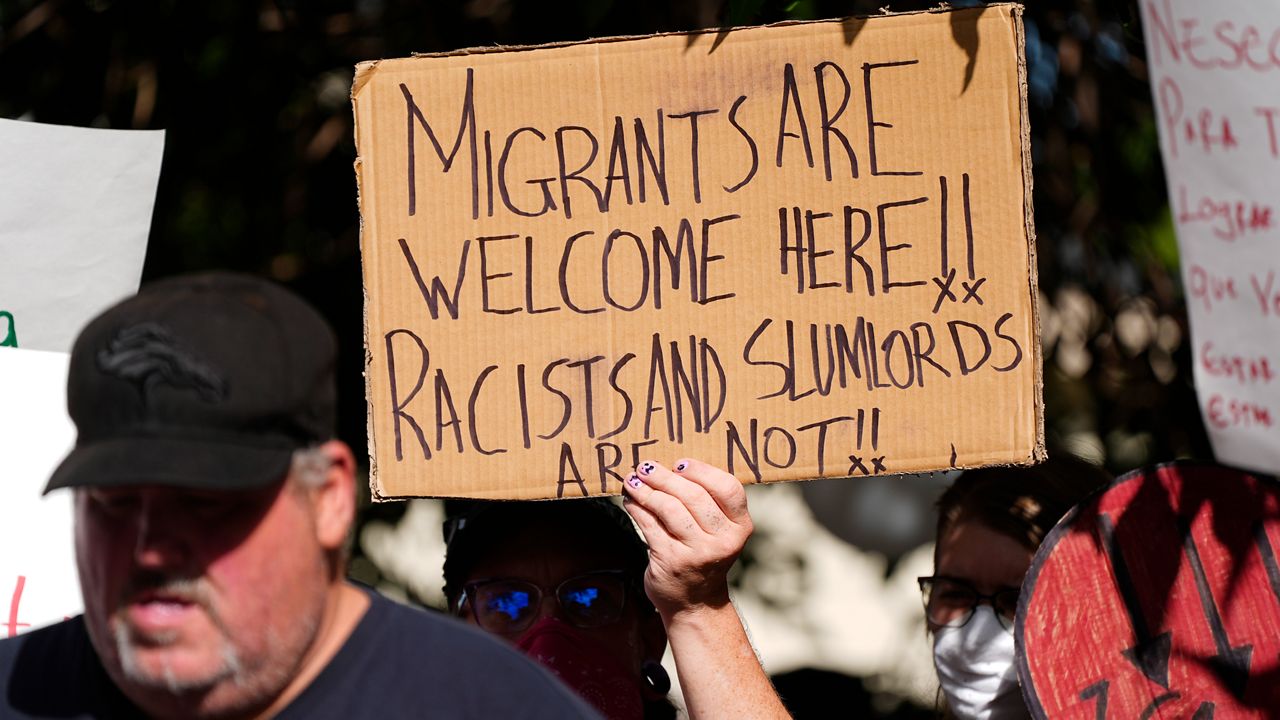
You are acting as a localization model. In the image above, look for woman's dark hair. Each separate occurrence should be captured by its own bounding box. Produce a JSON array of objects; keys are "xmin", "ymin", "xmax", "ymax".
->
[
  {"xmin": 441, "ymin": 498, "xmax": 651, "ymax": 609},
  {"xmin": 935, "ymin": 453, "xmax": 1113, "ymax": 555}
]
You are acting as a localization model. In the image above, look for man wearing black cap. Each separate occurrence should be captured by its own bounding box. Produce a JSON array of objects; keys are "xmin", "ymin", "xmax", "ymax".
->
[{"xmin": 0, "ymin": 272, "xmax": 599, "ymax": 719}]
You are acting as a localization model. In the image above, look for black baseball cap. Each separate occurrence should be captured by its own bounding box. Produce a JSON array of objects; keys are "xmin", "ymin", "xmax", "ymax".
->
[{"xmin": 45, "ymin": 271, "xmax": 337, "ymax": 493}]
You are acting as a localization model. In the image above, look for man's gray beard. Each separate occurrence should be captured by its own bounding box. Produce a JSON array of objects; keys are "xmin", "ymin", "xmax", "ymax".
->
[
  {"xmin": 112, "ymin": 576, "xmax": 246, "ymax": 694},
  {"xmin": 110, "ymin": 575, "xmax": 318, "ymax": 703},
  {"xmin": 116, "ymin": 625, "xmax": 244, "ymax": 694}
]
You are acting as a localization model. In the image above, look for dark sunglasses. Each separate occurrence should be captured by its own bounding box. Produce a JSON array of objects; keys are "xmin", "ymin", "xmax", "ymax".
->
[{"xmin": 457, "ymin": 570, "xmax": 630, "ymax": 635}]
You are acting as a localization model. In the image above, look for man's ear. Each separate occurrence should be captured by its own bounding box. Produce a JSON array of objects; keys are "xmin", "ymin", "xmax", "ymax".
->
[{"xmin": 309, "ymin": 440, "xmax": 357, "ymax": 552}]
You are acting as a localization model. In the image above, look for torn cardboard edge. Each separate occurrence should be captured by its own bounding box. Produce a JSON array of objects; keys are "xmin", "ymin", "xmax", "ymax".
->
[
  {"xmin": 1011, "ymin": 6, "xmax": 1047, "ymax": 463},
  {"xmin": 357, "ymin": 5, "xmax": 1019, "ymax": 67},
  {"xmin": 349, "ymin": 4, "xmax": 1026, "ymax": 100}
]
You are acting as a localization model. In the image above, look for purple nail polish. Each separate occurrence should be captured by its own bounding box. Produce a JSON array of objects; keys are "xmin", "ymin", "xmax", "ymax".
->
[
  {"xmin": 640, "ymin": 462, "xmax": 656, "ymax": 475},
  {"xmin": 675, "ymin": 462, "xmax": 687, "ymax": 472},
  {"xmin": 627, "ymin": 474, "xmax": 643, "ymax": 489}
]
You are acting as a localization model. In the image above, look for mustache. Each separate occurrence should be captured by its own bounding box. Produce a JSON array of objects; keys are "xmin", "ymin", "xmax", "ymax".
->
[{"xmin": 120, "ymin": 572, "xmax": 214, "ymax": 608}]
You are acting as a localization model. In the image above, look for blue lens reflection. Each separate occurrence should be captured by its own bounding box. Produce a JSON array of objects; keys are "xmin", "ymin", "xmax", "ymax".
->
[
  {"xmin": 487, "ymin": 590, "xmax": 531, "ymax": 620},
  {"xmin": 565, "ymin": 587, "xmax": 599, "ymax": 608}
]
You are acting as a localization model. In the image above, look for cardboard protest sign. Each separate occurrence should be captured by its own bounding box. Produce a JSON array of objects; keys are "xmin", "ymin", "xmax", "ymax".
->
[
  {"xmin": 1141, "ymin": 1, "xmax": 1280, "ymax": 474},
  {"xmin": 0, "ymin": 118, "xmax": 164, "ymax": 354},
  {"xmin": 352, "ymin": 5, "xmax": 1042, "ymax": 499},
  {"xmin": 1017, "ymin": 463, "xmax": 1280, "ymax": 716},
  {"xmin": 0, "ymin": 349, "xmax": 81, "ymax": 634}
]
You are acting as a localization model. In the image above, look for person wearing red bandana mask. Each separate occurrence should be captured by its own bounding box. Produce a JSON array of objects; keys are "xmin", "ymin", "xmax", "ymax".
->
[{"xmin": 443, "ymin": 459, "xmax": 792, "ymax": 720}]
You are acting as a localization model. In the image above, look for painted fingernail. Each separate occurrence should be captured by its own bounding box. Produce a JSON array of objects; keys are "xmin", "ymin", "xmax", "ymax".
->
[
  {"xmin": 674, "ymin": 462, "xmax": 687, "ymax": 472},
  {"xmin": 626, "ymin": 473, "xmax": 643, "ymax": 489},
  {"xmin": 639, "ymin": 461, "xmax": 656, "ymax": 475}
]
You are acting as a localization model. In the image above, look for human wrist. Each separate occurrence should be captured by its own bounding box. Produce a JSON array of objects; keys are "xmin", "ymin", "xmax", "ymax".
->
[{"xmin": 659, "ymin": 592, "xmax": 735, "ymax": 629}]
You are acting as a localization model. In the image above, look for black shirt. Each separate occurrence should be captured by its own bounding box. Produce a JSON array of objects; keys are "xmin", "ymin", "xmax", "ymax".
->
[{"xmin": 0, "ymin": 586, "xmax": 602, "ymax": 719}]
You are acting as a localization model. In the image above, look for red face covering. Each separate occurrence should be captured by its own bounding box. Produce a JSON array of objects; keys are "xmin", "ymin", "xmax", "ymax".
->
[{"xmin": 516, "ymin": 617, "xmax": 644, "ymax": 720}]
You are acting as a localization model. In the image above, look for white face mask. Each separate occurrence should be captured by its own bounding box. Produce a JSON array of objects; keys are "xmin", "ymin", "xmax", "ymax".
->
[{"xmin": 932, "ymin": 606, "xmax": 1027, "ymax": 720}]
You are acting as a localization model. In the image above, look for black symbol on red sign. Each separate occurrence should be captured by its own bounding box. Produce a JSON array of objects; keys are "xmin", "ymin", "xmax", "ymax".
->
[
  {"xmin": 1180, "ymin": 517, "xmax": 1253, "ymax": 700},
  {"xmin": 1256, "ymin": 523, "xmax": 1280, "ymax": 608},
  {"xmin": 1138, "ymin": 692, "xmax": 1179, "ymax": 719},
  {"xmin": 1098, "ymin": 513, "xmax": 1172, "ymax": 689},
  {"xmin": 1191, "ymin": 701, "xmax": 1216, "ymax": 719},
  {"xmin": 1079, "ymin": 680, "xmax": 1109, "ymax": 720}
]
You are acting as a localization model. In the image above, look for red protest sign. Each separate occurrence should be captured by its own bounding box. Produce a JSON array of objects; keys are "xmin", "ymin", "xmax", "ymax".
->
[{"xmin": 1017, "ymin": 463, "xmax": 1280, "ymax": 717}]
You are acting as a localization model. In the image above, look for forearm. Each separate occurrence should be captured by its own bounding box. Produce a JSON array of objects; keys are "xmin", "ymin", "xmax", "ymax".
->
[{"xmin": 662, "ymin": 602, "xmax": 792, "ymax": 720}]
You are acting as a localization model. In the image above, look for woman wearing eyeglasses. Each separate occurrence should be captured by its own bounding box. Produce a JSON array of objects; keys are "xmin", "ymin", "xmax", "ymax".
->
[
  {"xmin": 918, "ymin": 456, "xmax": 1111, "ymax": 719},
  {"xmin": 443, "ymin": 458, "xmax": 791, "ymax": 720}
]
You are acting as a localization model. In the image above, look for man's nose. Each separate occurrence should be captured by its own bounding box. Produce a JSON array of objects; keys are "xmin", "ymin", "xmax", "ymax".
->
[{"xmin": 132, "ymin": 495, "xmax": 186, "ymax": 569}]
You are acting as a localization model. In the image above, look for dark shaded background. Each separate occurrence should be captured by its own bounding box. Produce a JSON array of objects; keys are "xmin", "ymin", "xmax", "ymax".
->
[{"xmin": 1, "ymin": 0, "xmax": 1207, "ymax": 714}]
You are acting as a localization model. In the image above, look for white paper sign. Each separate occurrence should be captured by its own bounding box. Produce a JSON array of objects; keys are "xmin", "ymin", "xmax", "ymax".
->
[
  {"xmin": 1142, "ymin": 1, "xmax": 1280, "ymax": 473},
  {"xmin": 0, "ymin": 118, "xmax": 164, "ymax": 353},
  {"xmin": 0, "ymin": 119, "xmax": 162, "ymax": 633},
  {"xmin": 0, "ymin": 349, "xmax": 80, "ymax": 633}
]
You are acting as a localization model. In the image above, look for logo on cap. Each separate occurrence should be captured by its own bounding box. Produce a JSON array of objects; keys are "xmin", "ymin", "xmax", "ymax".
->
[{"xmin": 96, "ymin": 323, "xmax": 228, "ymax": 405}]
